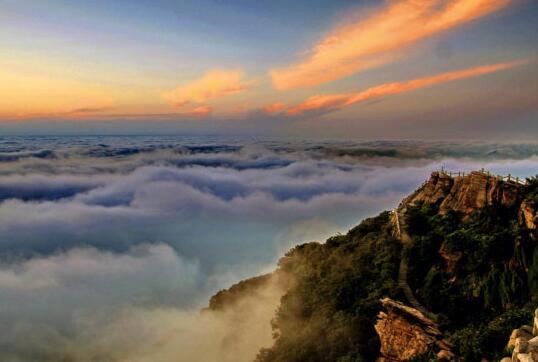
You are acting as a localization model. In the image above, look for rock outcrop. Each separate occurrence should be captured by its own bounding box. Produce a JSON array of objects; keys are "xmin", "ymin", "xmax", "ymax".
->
[
  {"xmin": 405, "ymin": 171, "xmax": 524, "ymax": 216},
  {"xmin": 374, "ymin": 298, "xmax": 454, "ymax": 361},
  {"xmin": 503, "ymin": 308, "xmax": 538, "ymax": 362},
  {"xmin": 519, "ymin": 200, "xmax": 537, "ymax": 231}
]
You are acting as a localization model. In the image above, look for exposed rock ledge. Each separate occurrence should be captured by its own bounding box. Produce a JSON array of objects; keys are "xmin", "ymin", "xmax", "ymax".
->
[
  {"xmin": 375, "ymin": 298, "xmax": 454, "ymax": 361},
  {"xmin": 405, "ymin": 171, "xmax": 523, "ymax": 216}
]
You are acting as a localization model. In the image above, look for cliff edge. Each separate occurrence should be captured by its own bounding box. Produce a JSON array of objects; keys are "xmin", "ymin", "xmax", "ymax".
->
[{"xmin": 405, "ymin": 170, "xmax": 526, "ymax": 216}]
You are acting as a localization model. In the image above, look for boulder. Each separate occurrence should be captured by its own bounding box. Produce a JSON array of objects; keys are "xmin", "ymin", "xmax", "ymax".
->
[
  {"xmin": 507, "ymin": 312, "xmax": 538, "ymax": 362},
  {"xmin": 517, "ymin": 354, "xmax": 534, "ymax": 362},
  {"xmin": 514, "ymin": 338, "xmax": 530, "ymax": 354},
  {"xmin": 509, "ymin": 328, "xmax": 534, "ymax": 349},
  {"xmin": 374, "ymin": 298, "xmax": 453, "ymax": 361},
  {"xmin": 528, "ymin": 336, "xmax": 538, "ymax": 352}
]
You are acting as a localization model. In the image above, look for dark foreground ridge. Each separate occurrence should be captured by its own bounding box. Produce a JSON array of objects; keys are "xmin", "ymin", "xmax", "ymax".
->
[{"xmin": 207, "ymin": 170, "xmax": 538, "ymax": 362}]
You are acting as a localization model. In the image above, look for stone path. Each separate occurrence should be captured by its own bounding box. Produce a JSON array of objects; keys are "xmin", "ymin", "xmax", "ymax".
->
[{"xmin": 393, "ymin": 207, "xmax": 432, "ymax": 317}]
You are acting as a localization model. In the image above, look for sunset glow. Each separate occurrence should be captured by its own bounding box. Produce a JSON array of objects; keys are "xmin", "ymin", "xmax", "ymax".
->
[
  {"xmin": 0, "ymin": 0, "xmax": 536, "ymax": 138},
  {"xmin": 287, "ymin": 60, "xmax": 527, "ymax": 115},
  {"xmin": 271, "ymin": 0, "xmax": 513, "ymax": 90}
]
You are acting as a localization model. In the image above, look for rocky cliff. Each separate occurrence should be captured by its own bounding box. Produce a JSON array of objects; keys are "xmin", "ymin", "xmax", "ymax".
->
[
  {"xmin": 405, "ymin": 170, "xmax": 524, "ymax": 216},
  {"xmin": 375, "ymin": 298, "xmax": 454, "ymax": 361}
]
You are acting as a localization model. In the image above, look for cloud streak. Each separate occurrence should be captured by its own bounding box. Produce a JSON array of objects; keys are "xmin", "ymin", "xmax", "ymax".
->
[
  {"xmin": 164, "ymin": 69, "xmax": 252, "ymax": 108},
  {"xmin": 3, "ymin": 106, "xmax": 117, "ymax": 122},
  {"xmin": 10, "ymin": 108, "xmax": 215, "ymax": 122},
  {"xmin": 271, "ymin": 0, "xmax": 512, "ymax": 90},
  {"xmin": 287, "ymin": 60, "xmax": 525, "ymax": 115}
]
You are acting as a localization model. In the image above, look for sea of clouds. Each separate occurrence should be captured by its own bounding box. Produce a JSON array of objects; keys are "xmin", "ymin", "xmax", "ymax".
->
[{"xmin": 0, "ymin": 136, "xmax": 537, "ymax": 361}]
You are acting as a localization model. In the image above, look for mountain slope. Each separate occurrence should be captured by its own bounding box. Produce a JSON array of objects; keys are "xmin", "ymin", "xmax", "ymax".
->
[{"xmin": 207, "ymin": 171, "xmax": 538, "ymax": 361}]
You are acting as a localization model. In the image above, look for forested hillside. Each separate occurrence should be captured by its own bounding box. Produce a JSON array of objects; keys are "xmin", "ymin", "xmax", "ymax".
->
[{"xmin": 208, "ymin": 172, "xmax": 538, "ymax": 361}]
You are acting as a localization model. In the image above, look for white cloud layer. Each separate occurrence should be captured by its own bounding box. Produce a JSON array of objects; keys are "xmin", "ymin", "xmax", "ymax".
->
[{"xmin": 0, "ymin": 137, "xmax": 537, "ymax": 360}]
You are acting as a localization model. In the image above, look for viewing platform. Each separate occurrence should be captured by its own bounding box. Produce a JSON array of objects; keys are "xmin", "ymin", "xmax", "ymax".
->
[{"xmin": 436, "ymin": 167, "xmax": 528, "ymax": 186}]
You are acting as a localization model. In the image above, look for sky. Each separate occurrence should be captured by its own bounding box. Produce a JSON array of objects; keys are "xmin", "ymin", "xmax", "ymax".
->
[{"xmin": 0, "ymin": 0, "xmax": 537, "ymax": 138}]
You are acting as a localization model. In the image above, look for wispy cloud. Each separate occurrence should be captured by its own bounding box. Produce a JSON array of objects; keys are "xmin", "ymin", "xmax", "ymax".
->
[
  {"xmin": 287, "ymin": 60, "xmax": 525, "ymax": 115},
  {"xmin": 271, "ymin": 0, "xmax": 512, "ymax": 90},
  {"xmin": 164, "ymin": 69, "xmax": 252, "ymax": 107},
  {"xmin": 2, "ymin": 106, "xmax": 116, "ymax": 121},
  {"xmin": 8, "ymin": 107, "xmax": 214, "ymax": 122},
  {"xmin": 262, "ymin": 102, "xmax": 287, "ymax": 114},
  {"xmin": 65, "ymin": 107, "xmax": 115, "ymax": 115},
  {"xmin": 109, "ymin": 106, "xmax": 213, "ymax": 119}
]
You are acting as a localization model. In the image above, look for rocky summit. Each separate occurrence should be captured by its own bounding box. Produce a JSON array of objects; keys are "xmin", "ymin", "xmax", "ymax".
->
[{"xmin": 405, "ymin": 170, "xmax": 526, "ymax": 216}]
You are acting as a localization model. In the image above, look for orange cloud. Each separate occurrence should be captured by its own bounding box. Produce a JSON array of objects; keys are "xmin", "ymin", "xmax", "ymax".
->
[
  {"xmin": 287, "ymin": 60, "xmax": 526, "ymax": 115},
  {"xmin": 188, "ymin": 105, "xmax": 213, "ymax": 117},
  {"xmin": 271, "ymin": 0, "xmax": 512, "ymax": 90},
  {"xmin": 164, "ymin": 69, "xmax": 252, "ymax": 107},
  {"xmin": 99, "ymin": 105, "xmax": 213, "ymax": 120},
  {"xmin": 262, "ymin": 102, "xmax": 287, "ymax": 114}
]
